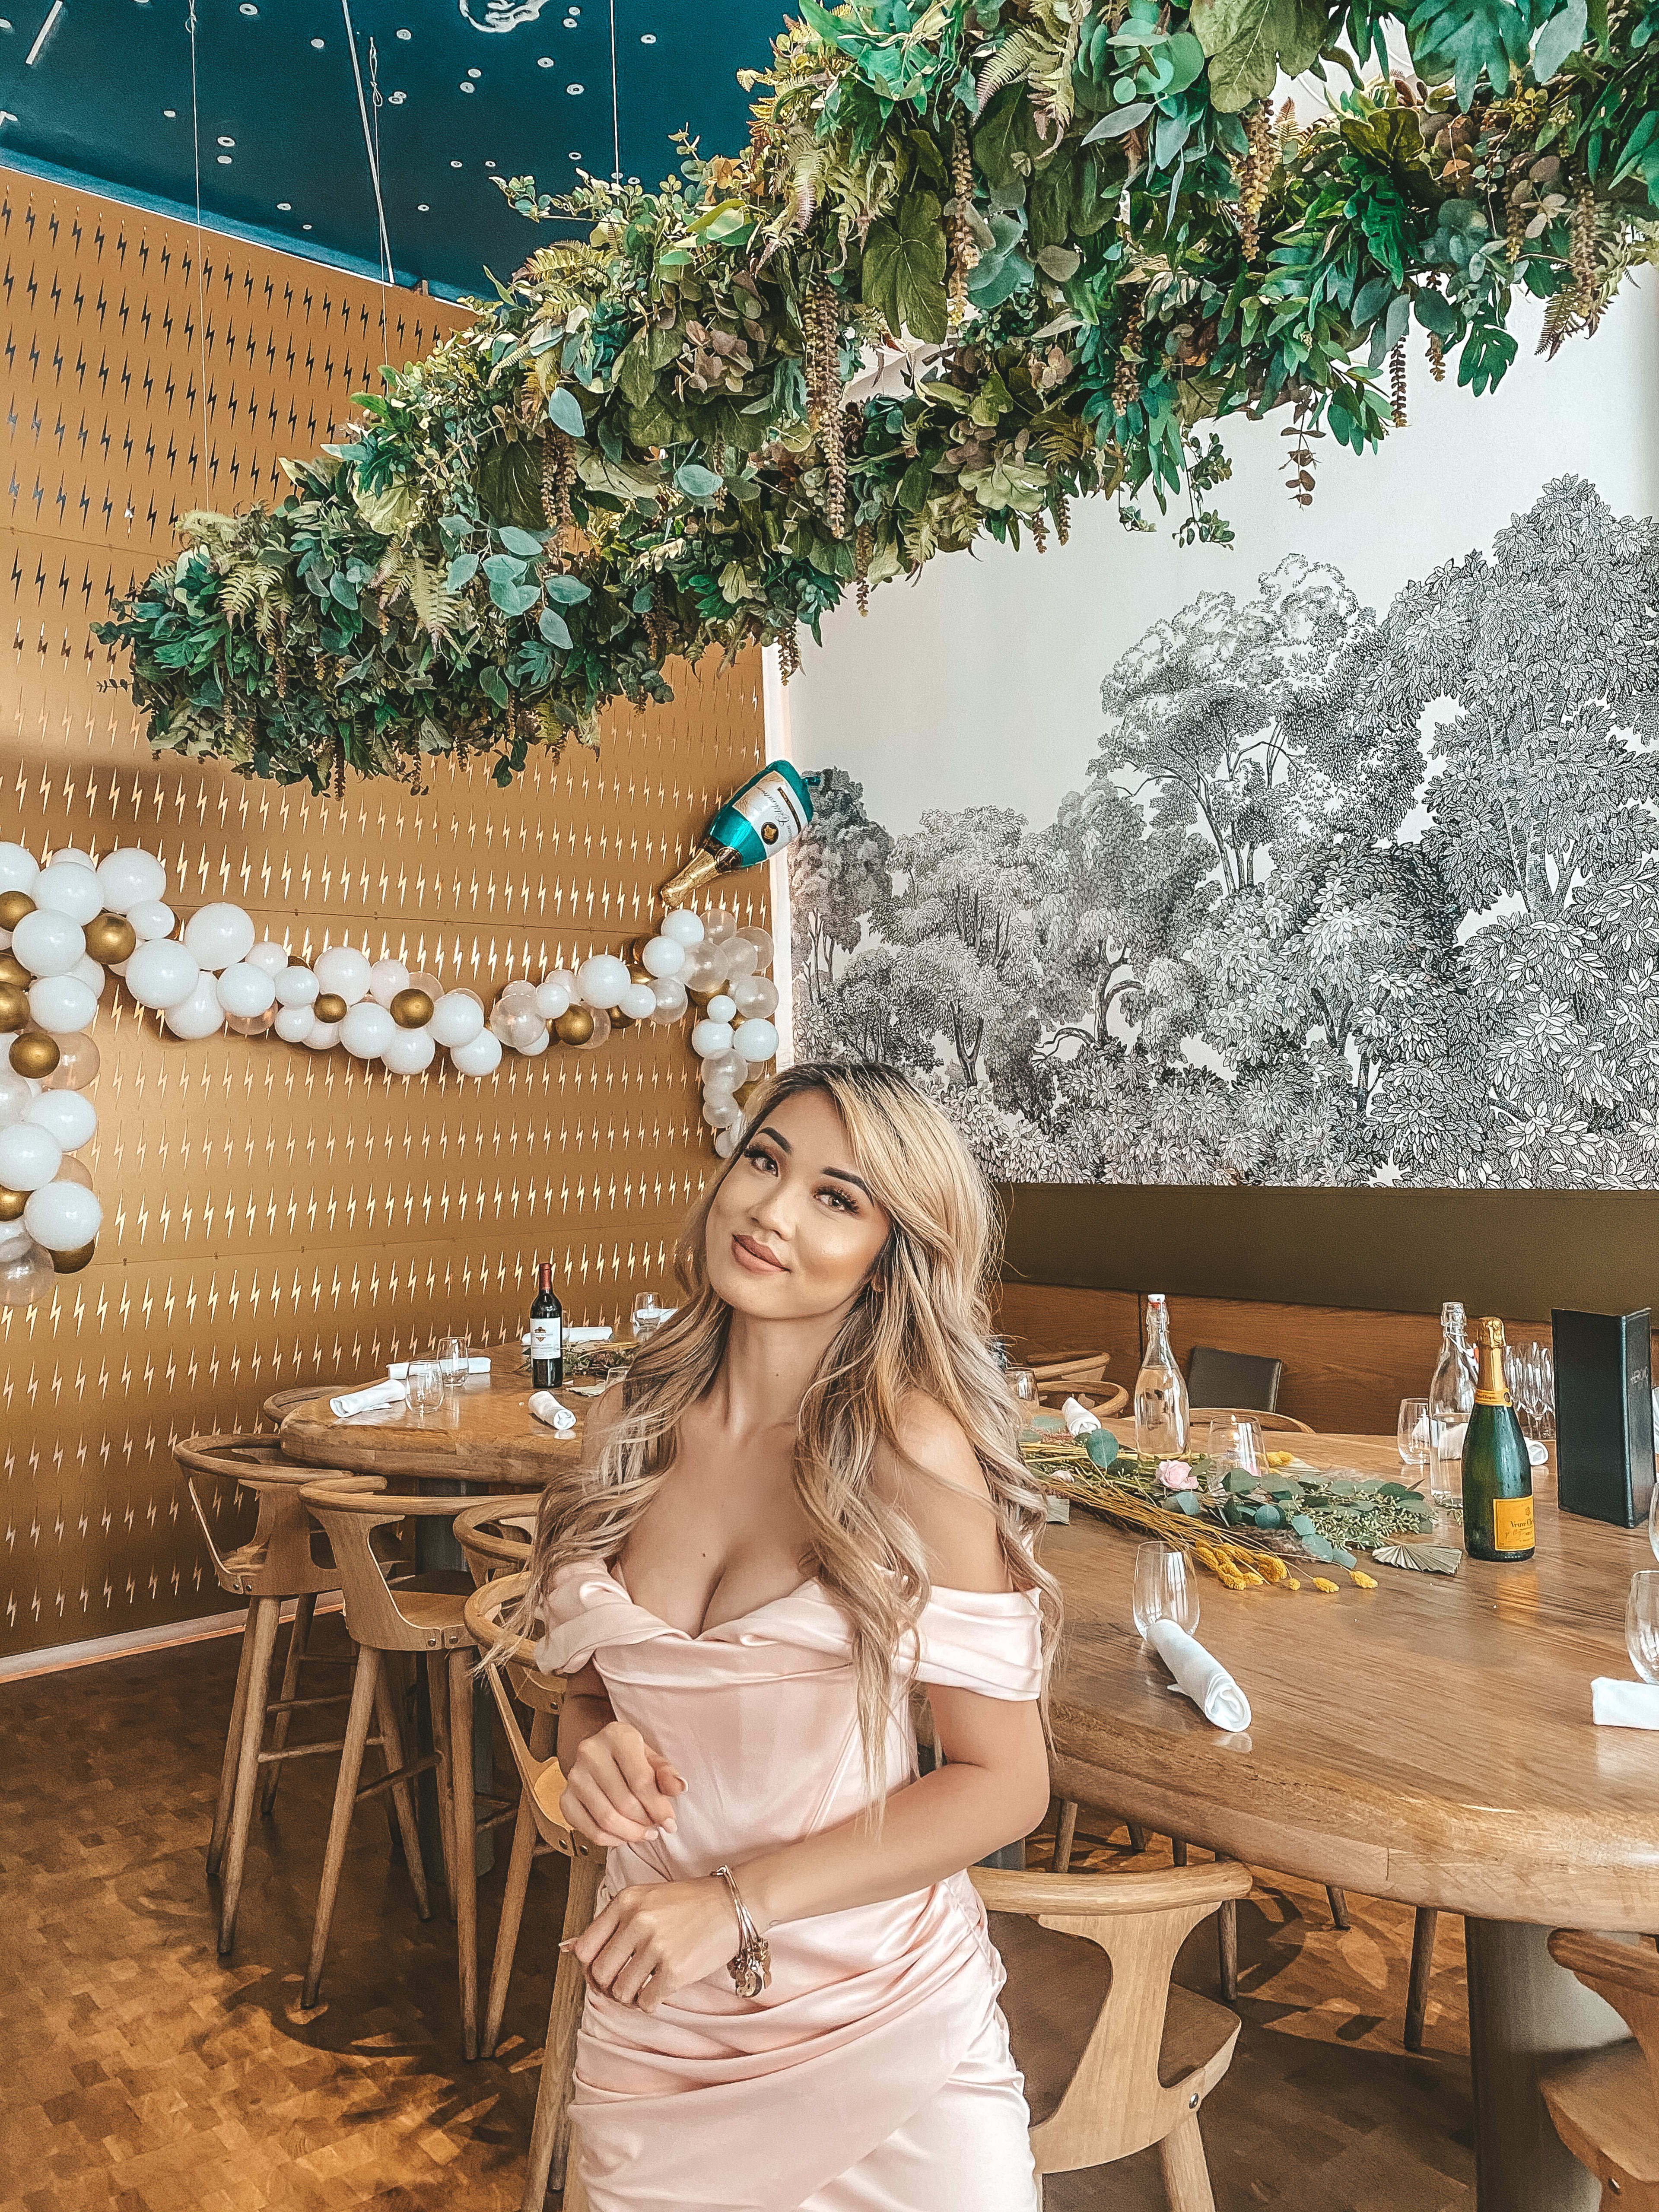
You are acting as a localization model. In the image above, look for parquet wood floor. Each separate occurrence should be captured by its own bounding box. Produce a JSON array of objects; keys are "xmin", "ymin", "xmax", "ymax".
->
[{"xmin": 0, "ymin": 1625, "xmax": 1474, "ymax": 2211}]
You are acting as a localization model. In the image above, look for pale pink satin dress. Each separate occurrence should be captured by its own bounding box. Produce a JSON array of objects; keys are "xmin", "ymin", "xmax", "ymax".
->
[{"xmin": 534, "ymin": 1559, "xmax": 1043, "ymax": 2212}]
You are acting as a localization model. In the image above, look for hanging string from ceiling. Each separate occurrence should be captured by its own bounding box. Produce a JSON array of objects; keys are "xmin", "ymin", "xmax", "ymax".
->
[
  {"xmin": 608, "ymin": 0, "xmax": 621, "ymax": 185},
  {"xmin": 340, "ymin": 0, "xmax": 394, "ymax": 362},
  {"xmin": 184, "ymin": 0, "xmax": 210, "ymax": 506}
]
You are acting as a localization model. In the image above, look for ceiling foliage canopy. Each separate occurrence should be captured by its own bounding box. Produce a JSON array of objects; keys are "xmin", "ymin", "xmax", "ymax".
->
[{"xmin": 99, "ymin": 0, "xmax": 1659, "ymax": 792}]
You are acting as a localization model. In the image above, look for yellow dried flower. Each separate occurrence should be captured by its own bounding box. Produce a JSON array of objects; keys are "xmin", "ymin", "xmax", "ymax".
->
[
  {"xmin": 1310, "ymin": 1576, "xmax": 1340, "ymax": 1593},
  {"xmin": 1255, "ymin": 1555, "xmax": 1289, "ymax": 1582},
  {"xmin": 1265, "ymin": 1451, "xmax": 1295, "ymax": 1467},
  {"xmin": 1349, "ymin": 1569, "xmax": 1378, "ymax": 1589},
  {"xmin": 1284, "ymin": 1576, "xmax": 1300, "ymax": 1590}
]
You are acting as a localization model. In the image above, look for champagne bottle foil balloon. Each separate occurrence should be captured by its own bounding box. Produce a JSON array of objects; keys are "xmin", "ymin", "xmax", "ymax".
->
[
  {"xmin": 1462, "ymin": 1316, "xmax": 1536, "ymax": 1563},
  {"xmin": 659, "ymin": 762, "xmax": 815, "ymax": 906}
]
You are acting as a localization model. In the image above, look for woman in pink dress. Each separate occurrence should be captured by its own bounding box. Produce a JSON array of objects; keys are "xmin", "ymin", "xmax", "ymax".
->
[{"xmin": 522, "ymin": 1060, "xmax": 1059, "ymax": 2212}]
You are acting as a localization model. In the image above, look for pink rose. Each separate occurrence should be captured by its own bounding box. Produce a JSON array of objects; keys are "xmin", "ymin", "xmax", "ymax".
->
[{"xmin": 1157, "ymin": 1459, "xmax": 1198, "ymax": 1491}]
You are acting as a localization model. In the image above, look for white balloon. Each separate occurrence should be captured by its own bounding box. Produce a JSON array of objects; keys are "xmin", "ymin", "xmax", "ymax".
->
[
  {"xmin": 703, "ymin": 1048, "xmax": 746, "ymax": 1086},
  {"xmin": 273, "ymin": 964, "xmax": 320, "ymax": 1008},
  {"xmin": 11, "ymin": 909, "xmax": 86, "ymax": 979},
  {"xmin": 642, "ymin": 935, "xmax": 686, "ymax": 978},
  {"xmin": 34, "ymin": 863, "xmax": 103, "ymax": 925},
  {"xmin": 314, "ymin": 945, "xmax": 372, "ymax": 1004},
  {"xmin": 713, "ymin": 1127, "xmax": 739, "ymax": 1159},
  {"xmin": 429, "ymin": 991, "xmax": 486, "ymax": 1047},
  {"xmin": 182, "ymin": 902, "xmax": 255, "ymax": 972},
  {"xmin": 0, "ymin": 1121, "xmax": 63, "ymax": 1191},
  {"xmin": 0, "ymin": 842, "xmax": 40, "ymax": 897},
  {"xmin": 0, "ymin": 1070, "xmax": 36, "ymax": 1126},
  {"xmin": 577, "ymin": 953, "xmax": 631, "ymax": 1010},
  {"xmin": 722, "ymin": 938, "xmax": 760, "ymax": 982},
  {"xmin": 22, "ymin": 1179, "xmax": 102, "ymax": 1251},
  {"xmin": 661, "ymin": 909, "xmax": 706, "ymax": 947},
  {"xmin": 26, "ymin": 1090, "xmax": 96, "ymax": 1150},
  {"xmin": 163, "ymin": 973, "xmax": 226, "ymax": 1040},
  {"xmin": 304, "ymin": 1017, "xmax": 342, "ymax": 1050},
  {"xmin": 51, "ymin": 848, "xmax": 98, "ymax": 872},
  {"xmin": 380, "ymin": 1026, "xmax": 436, "ymax": 1076},
  {"xmin": 96, "ymin": 847, "xmax": 166, "ymax": 910},
  {"xmin": 514, "ymin": 1026, "xmax": 551, "ymax": 1058},
  {"xmin": 702, "ymin": 908, "xmax": 738, "ymax": 944},
  {"xmin": 124, "ymin": 938, "xmax": 200, "ymax": 1011},
  {"xmin": 273, "ymin": 1004, "xmax": 314, "ymax": 1043},
  {"xmin": 651, "ymin": 976, "xmax": 689, "ymax": 1023},
  {"xmin": 534, "ymin": 978, "xmax": 571, "ymax": 1021},
  {"xmin": 368, "ymin": 958, "xmax": 411, "ymax": 1007},
  {"xmin": 733, "ymin": 1017, "xmax": 779, "ymax": 1063},
  {"xmin": 29, "ymin": 975, "xmax": 99, "ymax": 1033},
  {"xmin": 737, "ymin": 925, "xmax": 775, "ymax": 967},
  {"xmin": 126, "ymin": 899, "xmax": 176, "ymax": 942},
  {"xmin": 340, "ymin": 1000, "xmax": 396, "ymax": 1058},
  {"xmin": 499, "ymin": 979, "xmax": 539, "ymax": 1014},
  {"xmin": 247, "ymin": 938, "xmax": 291, "ymax": 978},
  {"xmin": 71, "ymin": 954, "xmax": 106, "ymax": 995},
  {"xmin": 0, "ymin": 1218, "xmax": 33, "ymax": 1261},
  {"xmin": 619, "ymin": 982, "xmax": 659, "ymax": 1022},
  {"xmin": 733, "ymin": 975, "xmax": 779, "ymax": 1019},
  {"xmin": 703, "ymin": 1097, "xmax": 742, "ymax": 1129},
  {"xmin": 706, "ymin": 993, "xmax": 737, "ymax": 1024},
  {"xmin": 216, "ymin": 963, "xmax": 277, "ymax": 1018},
  {"xmin": 680, "ymin": 944, "xmax": 721, "ymax": 995},
  {"xmin": 690, "ymin": 1019, "xmax": 734, "ymax": 1058},
  {"xmin": 449, "ymin": 1028, "xmax": 503, "ymax": 1077}
]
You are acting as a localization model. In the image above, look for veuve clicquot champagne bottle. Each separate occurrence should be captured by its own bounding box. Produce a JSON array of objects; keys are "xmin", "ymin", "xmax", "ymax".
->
[
  {"xmin": 530, "ymin": 1262, "xmax": 563, "ymax": 1389},
  {"xmin": 1461, "ymin": 1316, "xmax": 1535, "ymax": 1562}
]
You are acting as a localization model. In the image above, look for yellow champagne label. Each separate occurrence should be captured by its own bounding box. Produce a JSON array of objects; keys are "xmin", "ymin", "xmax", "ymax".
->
[{"xmin": 1491, "ymin": 1495, "xmax": 1535, "ymax": 1552}]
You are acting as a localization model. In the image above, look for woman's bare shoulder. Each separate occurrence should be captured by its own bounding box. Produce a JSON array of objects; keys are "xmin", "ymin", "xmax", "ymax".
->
[{"xmin": 874, "ymin": 1392, "xmax": 1009, "ymax": 1592}]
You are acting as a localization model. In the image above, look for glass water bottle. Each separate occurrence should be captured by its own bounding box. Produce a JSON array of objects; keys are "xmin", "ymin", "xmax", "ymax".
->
[
  {"xmin": 1428, "ymin": 1299, "xmax": 1475, "ymax": 1505},
  {"xmin": 1135, "ymin": 1294, "xmax": 1190, "ymax": 1459}
]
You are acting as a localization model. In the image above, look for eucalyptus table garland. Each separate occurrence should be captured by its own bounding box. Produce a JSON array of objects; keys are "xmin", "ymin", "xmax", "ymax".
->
[{"xmin": 97, "ymin": 0, "xmax": 1659, "ymax": 793}]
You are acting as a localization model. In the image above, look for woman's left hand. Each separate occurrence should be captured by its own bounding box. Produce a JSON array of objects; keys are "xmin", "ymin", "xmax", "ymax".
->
[{"xmin": 567, "ymin": 1878, "xmax": 744, "ymax": 2012}]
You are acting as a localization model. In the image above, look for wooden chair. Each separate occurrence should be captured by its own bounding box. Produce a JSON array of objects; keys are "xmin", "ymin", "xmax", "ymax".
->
[
  {"xmin": 1188, "ymin": 1404, "xmax": 1313, "ymax": 1435},
  {"xmin": 176, "ymin": 1432, "xmax": 376, "ymax": 1955},
  {"xmin": 974, "ymin": 1856, "xmax": 1250, "ymax": 2207},
  {"xmin": 298, "ymin": 1481, "xmax": 525, "ymax": 2056},
  {"xmin": 1031, "ymin": 1353, "xmax": 1112, "ymax": 1391},
  {"xmin": 1037, "ymin": 1381, "xmax": 1130, "ymax": 1419},
  {"xmin": 262, "ymin": 1380, "xmax": 352, "ymax": 1424},
  {"xmin": 1541, "ymin": 1929, "xmax": 1659, "ymax": 2206},
  {"xmin": 464, "ymin": 1574, "xmax": 603, "ymax": 2212}
]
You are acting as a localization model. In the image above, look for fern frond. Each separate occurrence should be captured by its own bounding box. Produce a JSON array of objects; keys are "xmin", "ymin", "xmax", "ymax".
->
[
  {"xmin": 977, "ymin": 26, "xmax": 1048, "ymax": 106},
  {"xmin": 406, "ymin": 553, "xmax": 461, "ymax": 640}
]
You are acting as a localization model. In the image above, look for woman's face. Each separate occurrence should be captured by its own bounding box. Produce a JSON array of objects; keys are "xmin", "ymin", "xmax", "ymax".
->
[{"xmin": 705, "ymin": 1087, "xmax": 893, "ymax": 1323}]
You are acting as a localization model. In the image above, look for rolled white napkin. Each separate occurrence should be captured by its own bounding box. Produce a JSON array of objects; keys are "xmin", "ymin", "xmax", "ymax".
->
[
  {"xmin": 529, "ymin": 1390, "xmax": 578, "ymax": 1433},
  {"xmin": 1592, "ymin": 1678, "xmax": 1659, "ymax": 1728},
  {"xmin": 567, "ymin": 1325, "xmax": 613, "ymax": 1344},
  {"xmin": 1149, "ymin": 1618, "xmax": 1252, "ymax": 1732},
  {"xmin": 1062, "ymin": 1396, "xmax": 1101, "ymax": 1437},
  {"xmin": 386, "ymin": 1355, "xmax": 490, "ymax": 1380},
  {"xmin": 330, "ymin": 1379, "xmax": 407, "ymax": 1418}
]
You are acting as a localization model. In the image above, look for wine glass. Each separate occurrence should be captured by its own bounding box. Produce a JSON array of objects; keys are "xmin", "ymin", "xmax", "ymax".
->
[
  {"xmin": 1648, "ymin": 1469, "xmax": 1659, "ymax": 1567},
  {"xmin": 1132, "ymin": 1543, "xmax": 1199, "ymax": 1641},
  {"xmin": 438, "ymin": 1334, "xmax": 470, "ymax": 1392},
  {"xmin": 1397, "ymin": 1398, "xmax": 1435, "ymax": 1491},
  {"xmin": 632, "ymin": 1291, "xmax": 666, "ymax": 1343},
  {"xmin": 1006, "ymin": 1367, "xmax": 1039, "ymax": 1421},
  {"xmin": 406, "ymin": 1359, "xmax": 443, "ymax": 1415},
  {"xmin": 1627, "ymin": 1570, "xmax": 1659, "ymax": 1684}
]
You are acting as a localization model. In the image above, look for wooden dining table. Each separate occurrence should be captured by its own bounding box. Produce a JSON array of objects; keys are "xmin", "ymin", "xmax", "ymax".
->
[{"xmin": 281, "ymin": 1385, "xmax": 1657, "ymax": 2212}]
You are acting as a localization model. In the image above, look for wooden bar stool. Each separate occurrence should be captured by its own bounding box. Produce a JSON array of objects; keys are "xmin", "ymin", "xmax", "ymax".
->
[
  {"xmin": 974, "ymin": 1855, "xmax": 1250, "ymax": 2207},
  {"xmin": 177, "ymin": 1433, "xmax": 377, "ymax": 1955},
  {"xmin": 300, "ymin": 1482, "xmax": 526, "ymax": 2057},
  {"xmin": 262, "ymin": 1381, "xmax": 353, "ymax": 1425},
  {"xmin": 464, "ymin": 1573, "xmax": 601, "ymax": 2212},
  {"xmin": 1541, "ymin": 1927, "xmax": 1659, "ymax": 2206}
]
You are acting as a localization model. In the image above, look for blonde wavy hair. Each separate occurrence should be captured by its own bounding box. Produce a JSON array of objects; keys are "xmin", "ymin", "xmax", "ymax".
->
[{"xmin": 517, "ymin": 1059, "xmax": 1060, "ymax": 1802}]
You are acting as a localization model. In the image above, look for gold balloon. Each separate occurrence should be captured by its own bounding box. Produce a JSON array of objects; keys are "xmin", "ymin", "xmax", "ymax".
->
[
  {"xmin": 83, "ymin": 912, "xmax": 137, "ymax": 965},
  {"xmin": 390, "ymin": 987, "xmax": 434, "ymax": 1030},
  {"xmin": 0, "ymin": 1185, "xmax": 25, "ymax": 1221},
  {"xmin": 0, "ymin": 890, "xmax": 35, "ymax": 931},
  {"xmin": 50, "ymin": 1241, "xmax": 96, "ymax": 1274},
  {"xmin": 10, "ymin": 1031, "xmax": 60, "ymax": 1079},
  {"xmin": 314, "ymin": 991, "xmax": 348, "ymax": 1024},
  {"xmin": 554, "ymin": 1005, "xmax": 594, "ymax": 1046},
  {"xmin": 0, "ymin": 954, "xmax": 28, "ymax": 989},
  {"xmin": 0, "ymin": 983, "xmax": 28, "ymax": 1032}
]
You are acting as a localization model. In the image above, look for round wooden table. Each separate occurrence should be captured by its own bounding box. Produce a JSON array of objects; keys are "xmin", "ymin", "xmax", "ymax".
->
[
  {"xmin": 1045, "ymin": 1424, "xmax": 1657, "ymax": 2212},
  {"xmin": 279, "ymin": 1356, "xmax": 590, "ymax": 1485}
]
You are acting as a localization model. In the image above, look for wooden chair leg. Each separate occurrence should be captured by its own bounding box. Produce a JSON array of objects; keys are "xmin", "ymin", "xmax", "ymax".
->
[
  {"xmin": 1157, "ymin": 2107, "xmax": 1217, "ymax": 2212},
  {"xmin": 1326, "ymin": 1885, "xmax": 1351, "ymax": 1931},
  {"xmin": 261, "ymin": 1592, "xmax": 316, "ymax": 1817},
  {"xmin": 302, "ymin": 1643, "xmax": 382, "ymax": 2008},
  {"xmin": 1217, "ymin": 1897, "xmax": 1238, "ymax": 2002},
  {"xmin": 450, "ymin": 1649, "xmax": 481, "ymax": 2063},
  {"xmin": 1126, "ymin": 1821, "xmax": 1148, "ymax": 1854},
  {"xmin": 1172, "ymin": 1836, "xmax": 1189, "ymax": 1867},
  {"xmin": 216, "ymin": 1597, "xmax": 281, "ymax": 1956},
  {"xmin": 207, "ymin": 1610, "xmax": 257, "ymax": 1878},
  {"xmin": 522, "ymin": 1850, "xmax": 602, "ymax": 2212},
  {"xmin": 427, "ymin": 1649, "xmax": 460, "ymax": 1918},
  {"xmin": 1052, "ymin": 1799, "xmax": 1079, "ymax": 1875},
  {"xmin": 1405, "ymin": 1906, "xmax": 1439, "ymax": 2051},
  {"xmin": 484, "ymin": 1703, "xmax": 556, "ymax": 2059},
  {"xmin": 371, "ymin": 1653, "xmax": 430, "ymax": 1922}
]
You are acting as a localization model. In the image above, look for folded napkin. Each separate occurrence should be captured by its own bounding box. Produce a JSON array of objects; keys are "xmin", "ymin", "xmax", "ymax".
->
[
  {"xmin": 529, "ymin": 1390, "xmax": 577, "ymax": 1433},
  {"xmin": 1439, "ymin": 1420, "xmax": 1548, "ymax": 1468},
  {"xmin": 1592, "ymin": 1678, "xmax": 1659, "ymax": 1728},
  {"xmin": 1149, "ymin": 1618, "xmax": 1252, "ymax": 1732},
  {"xmin": 1062, "ymin": 1395, "xmax": 1101, "ymax": 1437},
  {"xmin": 330, "ymin": 1379, "xmax": 407, "ymax": 1418},
  {"xmin": 386, "ymin": 1355, "xmax": 490, "ymax": 1380}
]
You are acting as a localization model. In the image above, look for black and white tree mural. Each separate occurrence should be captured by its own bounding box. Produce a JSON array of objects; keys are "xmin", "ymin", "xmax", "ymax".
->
[{"xmin": 791, "ymin": 476, "xmax": 1659, "ymax": 1189}]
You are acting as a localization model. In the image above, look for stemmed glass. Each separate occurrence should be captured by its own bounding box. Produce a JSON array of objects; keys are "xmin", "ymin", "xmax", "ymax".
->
[
  {"xmin": 632, "ymin": 1291, "xmax": 667, "ymax": 1343},
  {"xmin": 438, "ymin": 1334, "xmax": 470, "ymax": 1392},
  {"xmin": 1132, "ymin": 1543, "xmax": 1199, "ymax": 1642},
  {"xmin": 1627, "ymin": 1570, "xmax": 1659, "ymax": 1683},
  {"xmin": 1397, "ymin": 1398, "xmax": 1436, "ymax": 1491}
]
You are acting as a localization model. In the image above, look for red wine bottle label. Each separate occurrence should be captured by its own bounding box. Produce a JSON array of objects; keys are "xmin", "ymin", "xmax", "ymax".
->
[
  {"xmin": 1491, "ymin": 1496, "xmax": 1535, "ymax": 1552},
  {"xmin": 530, "ymin": 1317, "xmax": 562, "ymax": 1359}
]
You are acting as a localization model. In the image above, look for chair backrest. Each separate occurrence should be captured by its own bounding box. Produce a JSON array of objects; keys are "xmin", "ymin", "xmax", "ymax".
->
[
  {"xmin": 176, "ymin": 1432, "xmax": 365, "ymax": 1598},
  {"xmin": 463, "ymin": 1575, "xmax": 585, "ymax": 1846},
  {"xmin": 263, "ymin": 1382, "xmax": 352, "ymax": 1425},
  {"xmin": 300, "ymin": 1484, "xmax": 521, "ymax": 1652},
  {"xmin": 1550, "ymin": 1929, "xmax": 1659, "ymax": 2082},
  {"xmin": 972, "ymin": 1859, "xmax": 1251, "ymax": 2173},
  {"xmin": 454, "ymin": 1497, "xmax": 540, "ymax": 1586},
  {"xmin": 1187, "ymin": 1345, "xmax": 1283, "ymax": 1412},
  {"xmin": 1031, "ymin": 1354, "xmax": 1111, "ymax": 1388}
]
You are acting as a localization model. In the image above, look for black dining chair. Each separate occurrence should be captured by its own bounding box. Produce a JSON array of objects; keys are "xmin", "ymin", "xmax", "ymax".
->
[{"xmin": 1186, "ymin": 1344, "xmax": 1284, "ymax": 1412}]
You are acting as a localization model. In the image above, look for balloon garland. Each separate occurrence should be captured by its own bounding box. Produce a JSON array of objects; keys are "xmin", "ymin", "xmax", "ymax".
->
[{"xmin": 0, "ymin": 814, "xmax": 786, "ymax": 1308}]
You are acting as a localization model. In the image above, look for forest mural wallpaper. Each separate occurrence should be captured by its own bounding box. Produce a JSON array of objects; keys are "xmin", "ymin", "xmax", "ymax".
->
[{"xmin": 790, "ymin": 470, "xmax": 1659, "ymax": 1190}]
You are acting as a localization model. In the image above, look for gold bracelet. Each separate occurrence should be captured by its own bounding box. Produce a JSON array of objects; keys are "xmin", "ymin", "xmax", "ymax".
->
[{"xmin": 712, "ymin": 1864, "xmax": 772, "ymax": 1999}]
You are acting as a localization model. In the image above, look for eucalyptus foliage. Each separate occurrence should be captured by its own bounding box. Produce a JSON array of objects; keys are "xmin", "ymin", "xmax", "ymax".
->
[{"xmin": 99, "ymin": 0, "xmax": 1659, "ymax": 791}]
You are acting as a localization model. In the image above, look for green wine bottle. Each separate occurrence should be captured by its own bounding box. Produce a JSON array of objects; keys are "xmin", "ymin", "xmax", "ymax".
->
[{"xmin": 1461, "ymin": 1316, "xmax": 1535, "ymax": 1563}]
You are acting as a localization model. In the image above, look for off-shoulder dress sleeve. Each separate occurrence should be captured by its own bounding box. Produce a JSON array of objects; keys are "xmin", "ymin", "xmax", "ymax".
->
[
  {"xmin": 914, "ymin": 1585, "xmax": 1043, "ymax": 1700},
  {"xmin": 532, "ymin": 1557, "xmax": 664, "ymax": 1678}
]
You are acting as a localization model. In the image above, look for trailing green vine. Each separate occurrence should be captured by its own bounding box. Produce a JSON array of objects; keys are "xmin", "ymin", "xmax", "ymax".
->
[{"xmin": 97, "ymin": 0, "xmax": 1659, "ymax": 791}]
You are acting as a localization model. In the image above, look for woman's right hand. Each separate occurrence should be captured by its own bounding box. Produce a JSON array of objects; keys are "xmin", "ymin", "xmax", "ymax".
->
[{"xmin": 560, "ymin": 1719, "xmax": 686, "ymax": 1849}]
